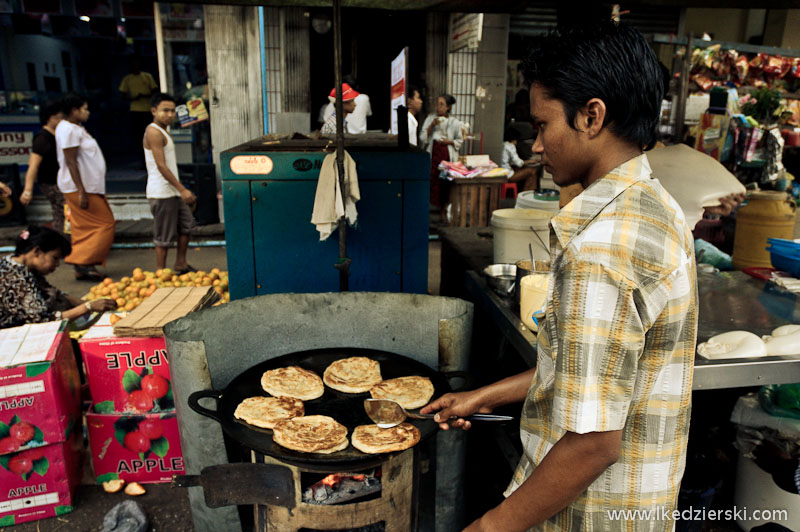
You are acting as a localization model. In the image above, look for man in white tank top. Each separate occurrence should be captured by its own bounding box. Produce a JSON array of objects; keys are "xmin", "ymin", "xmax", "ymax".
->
[{"xmin": 144, "ymin": 93, "xmax": 196, "ymax": 273}]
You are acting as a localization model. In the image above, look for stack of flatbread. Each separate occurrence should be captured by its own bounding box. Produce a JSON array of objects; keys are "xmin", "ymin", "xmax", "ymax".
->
[
  {"xmin": 352, "ymin": 423, "xmax": 420, "ymax": 454},
  {"xmin": 323, "ymin": 357, "xmax": 383, "ymax": 393},
  {"xmin": 261, "ymin": 366, "xmax": 324, "ymax": 400},
  {"xmin": 234, "ymin": 396, "xmax": 304, "ymax": 429},
  {"xmin": 369, "ymin": 376, "xmax": 434, "ymax": 409},
  {"xmin": 273, "ymin": 415, "xmax": 349, "ymax": 454}
]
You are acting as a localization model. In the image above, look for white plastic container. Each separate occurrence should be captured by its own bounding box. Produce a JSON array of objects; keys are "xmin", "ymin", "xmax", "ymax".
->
[
  {"xmin": 516, "ymin": 190, "xmax": 560, "ymax": 215},
  {"xmin": 491, "ymin": 208, "xmax": 552, "ymax": 264},
  {"xmin": 734, "ymin": 453, "xmax": 800, "ymax": 531}
]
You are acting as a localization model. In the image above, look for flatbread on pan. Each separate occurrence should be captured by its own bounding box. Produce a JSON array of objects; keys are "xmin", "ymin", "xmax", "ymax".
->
[
  {"xmin": 369, "ymin": 376, "xmax": 434, "ymax": 409},
  {"xmin": 351, "ymin": 423, "xmax": 421, "ymax": 454},
  {"xmin": 261, "ymin": 366, "xmax": 324, "ymax": 401},
  {"xmin": 323, "ymin": 356, "xmax": 383, "ymax": 393},
  {"xmin": 272, "ymin": 415, "xmax": 349, "ymax": 454},
  {"xmin": 233, "ymin": 396, "xmax": 304, "ymax": 429}
]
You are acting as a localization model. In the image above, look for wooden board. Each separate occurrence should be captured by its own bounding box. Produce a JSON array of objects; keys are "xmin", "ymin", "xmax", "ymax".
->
[{"xmin": 113, "ymin": 287, "xmax": 219, "ymax": 337}]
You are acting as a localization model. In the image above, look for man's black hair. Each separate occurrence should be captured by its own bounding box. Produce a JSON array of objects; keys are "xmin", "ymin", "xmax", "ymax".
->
[
  {"xmin": 407, "ymin": 84, "xmax": 420, "ymax": 99},
  {"xmin": 15, "ymin": 225, "xmax": 71, "ymax": 257},
  {"xmin": 151, "ymin": 92, "xmax": 176, "ymax": 108},
  {"xmin": 60, "ymin": 93, "xmax": 87, "ymax": 117},
  {"xmin": 522, "ymin": 21, "xmax": 663, "ymax": 150},
  {"xmin": 39, "ymin": 101, "xmax": 61, "ymax": 126},
  {"xmin": 505, "ymin": 127, "xmax": 521, "ymax": 142}
]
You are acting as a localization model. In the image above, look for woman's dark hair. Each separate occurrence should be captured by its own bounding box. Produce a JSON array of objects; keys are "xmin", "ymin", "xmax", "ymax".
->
[
  {"xmin": 151, "ymin": 92, "xmax": 176, "ymax": 108},
  {"xmin": 15, "ymin": 225, "xmax": 71, "ymax": 257},
  {"xmin": 439, "ymin": 94, "xmax": 456, "ymax": 110},
  {"xmin": 39, "ymin": 101, "xmax": 61, "ymax": 126},
  {"xmin": 60, "ymin": 93, "xmax": 87, "ymax": 117},
  {"xmin": 522, "ymin": 21, "xmax": 663, "ymax": 150}
]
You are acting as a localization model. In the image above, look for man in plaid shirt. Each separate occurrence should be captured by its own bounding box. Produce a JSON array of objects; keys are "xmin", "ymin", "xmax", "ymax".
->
[{"xmin": 422, "ymin": 21, "xmax": 698, "ymax": 531}]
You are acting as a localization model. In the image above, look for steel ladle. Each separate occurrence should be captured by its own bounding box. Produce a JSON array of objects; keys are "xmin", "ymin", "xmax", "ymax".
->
[{"xmin": 363, "ymin": 398, "xmax": 514, "ymax": 429}]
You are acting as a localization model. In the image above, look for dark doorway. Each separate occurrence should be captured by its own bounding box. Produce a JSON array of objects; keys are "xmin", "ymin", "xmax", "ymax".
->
[{"xmin": 308, "ymin": 8, "xmax": 427, "ymax": 132}]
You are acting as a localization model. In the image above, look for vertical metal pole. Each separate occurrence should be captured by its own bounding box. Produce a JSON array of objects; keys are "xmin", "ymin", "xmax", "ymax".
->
[
  {"xmin": 258, "ymin": 6, "xmax": 270, "ymax": 135},
  {"xmin": 333, "ymin": 0, "xmax": 350, "ymax": 291},
  {"xmin": 153, "ymin": 2, "xmax": 168, "ymax": 92},
  {"xmin": 675, "ymin": 32, "xmax": 693, "ymax": 143}
]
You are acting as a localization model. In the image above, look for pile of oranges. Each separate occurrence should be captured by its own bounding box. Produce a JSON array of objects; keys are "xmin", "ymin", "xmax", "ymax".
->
[{"xmin": 87, "ymin": 267, "xmax": 230, "ymax": 312}]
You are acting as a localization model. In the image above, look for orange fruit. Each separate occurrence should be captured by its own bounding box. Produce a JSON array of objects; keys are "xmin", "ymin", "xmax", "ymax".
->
[
  {"xmin": 211, "ymin": 268, "xmax": 220, "ymax": 275},
  {"xmin": 115, "ymin": 297, "xmax": 126, "ymax": 307},
  {"xmin": 103, "ymin": 278, "xmax": 113, "ymax": 286},
  {"xmin": 138, "ymin": 288, "xmax": 148, "ymax": 297},
  {"xmin": 124, "ymin": 302, "xmax": 135, "ymax": 311}
]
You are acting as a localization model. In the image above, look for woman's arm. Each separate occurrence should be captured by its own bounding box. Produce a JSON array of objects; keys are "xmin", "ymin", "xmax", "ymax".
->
[
  {"xmin": 21, "ymin": 153, "xmax": 43, "ymax": 206},
  {"xmin": 60, "ymin": 298, "xmax": 116, "ymax": 321},
  {"xmin": 450, "ymin": 119, "xmax": 464, "ymax": 151},
  {"xmin": 63, "ymin": 147, "xmax": 88, "ymax": 209},
  {"xmin": 419, "ymin": 115, "xmax": 433, "ymax": 147}
]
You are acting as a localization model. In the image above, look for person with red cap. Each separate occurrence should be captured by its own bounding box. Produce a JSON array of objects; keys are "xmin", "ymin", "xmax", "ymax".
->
[{"xmin": 321, "ymin": 83, "xmax": 359, "ymax": 135}]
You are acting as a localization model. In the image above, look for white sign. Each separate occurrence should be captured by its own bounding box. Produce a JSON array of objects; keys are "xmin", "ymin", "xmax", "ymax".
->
[
  {"xmin": 450, "ymin": 13, "xmax": 483, "ymax": 52},
  {"xmin": 0, "ymin": 132, "xmax": 33, "ymax": 165},
  {"xmin": 390, "ymin": 48, "xmax": 408, "ymax": 135}
]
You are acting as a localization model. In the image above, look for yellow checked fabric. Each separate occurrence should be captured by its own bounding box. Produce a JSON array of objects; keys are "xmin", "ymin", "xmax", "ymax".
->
[{"xmin": 505, "ymin": 154, "xmax": 698, "ymax": 531}]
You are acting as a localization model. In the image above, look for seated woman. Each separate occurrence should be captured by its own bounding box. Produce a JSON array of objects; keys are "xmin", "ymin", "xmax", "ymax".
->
[{"xmin": 0, "ymin": 225, "xmax": 116, "ymax": 329}]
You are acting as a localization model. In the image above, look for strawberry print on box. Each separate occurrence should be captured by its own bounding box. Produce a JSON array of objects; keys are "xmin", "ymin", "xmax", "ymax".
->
[
  {"xmin": 87, "ymin": 406, "xmax": 184, "ymax": 484},
  {"xmin": 79, "ymin": 334, "xmax": 174, "ymax": 413},
  {"xmin": 0, "ymin": 428, "xmax": 81, "ymax": 526},
  {"xmin": 0, "ymin": 322, "xmax": 80, "ymax": 449}
]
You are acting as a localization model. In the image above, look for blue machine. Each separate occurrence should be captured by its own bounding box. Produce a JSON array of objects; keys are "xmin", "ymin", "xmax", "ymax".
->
[{"xmin": 221, "ymin": 139, "xmax": 430, "ymax": 299}]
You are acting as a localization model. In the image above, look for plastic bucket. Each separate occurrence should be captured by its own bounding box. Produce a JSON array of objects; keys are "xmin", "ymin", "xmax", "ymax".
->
[
  {"xmin": 491, "ymin": 208, "xmax": 552, "ymax": 264},
  {"xmin": 732, "ymin": 191, "xmax": 796, "ymax": 270},
  {"xmin": 516, "ymin": 189, "xmax": 560, "ymax": 215},
  {"xmin": 520, "ymin": 273, "xmax": 549, "ymax": 332}
]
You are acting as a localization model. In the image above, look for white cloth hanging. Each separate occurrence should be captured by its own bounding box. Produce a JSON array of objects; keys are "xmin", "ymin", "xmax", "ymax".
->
[{"xmin": 311, "ymin": 150, "xmax": 360, "ymax": 241}]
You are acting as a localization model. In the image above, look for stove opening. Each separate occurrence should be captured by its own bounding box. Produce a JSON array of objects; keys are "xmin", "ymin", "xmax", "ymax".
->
[
  {"xmin": 301, "ymin": 468, "xmax": 382, "ymax": 505},
  {"xmin": 300, "ymin": 523, "xmax": 385, "ymax": 532}
]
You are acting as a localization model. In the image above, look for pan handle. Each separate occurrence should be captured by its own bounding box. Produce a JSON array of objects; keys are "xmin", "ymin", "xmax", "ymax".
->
[
  {"xmin": 188, "ymin": 389, "xmax": 224, "ymax": 423},
  {"xmin": 441, "ymin": 370, "xmax": 473, "ymax": 392}
]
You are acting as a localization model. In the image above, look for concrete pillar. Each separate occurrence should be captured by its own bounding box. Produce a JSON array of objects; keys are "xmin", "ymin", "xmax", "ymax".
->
[
  {"xmin": 472, "ymin": 14, "xmax": 509, "ymax": 164},
  {"xmin": 203, "ymin": 5, "xmax": 263, "ymax": 183}
]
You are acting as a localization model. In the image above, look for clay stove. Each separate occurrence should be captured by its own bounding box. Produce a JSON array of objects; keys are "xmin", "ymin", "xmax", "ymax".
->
[{"xmin": 256, "ymin": 449, "xmax": 417, "ymax": 532}]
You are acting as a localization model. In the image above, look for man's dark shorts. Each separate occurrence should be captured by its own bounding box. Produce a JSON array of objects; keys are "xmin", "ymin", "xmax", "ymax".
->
[{"xmin": 149, "ymin": 197, "xmax": 194, "ymax": 248}]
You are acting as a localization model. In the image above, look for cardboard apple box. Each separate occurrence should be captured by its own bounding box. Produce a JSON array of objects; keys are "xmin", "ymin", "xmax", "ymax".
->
[
  {"xmin": 0, "ymin": 322, "xmax": 80, "ymax": 452},
  {"xmin": 87, "ymin": 406, "xmax": 184, "ymax": 484},
  {"xmin": 79, "ymin": 324, "xmax": 174, "ymax": 413},
  {"xmin": 0, "ymin": 428, "xmax": 81, "ymax": 526}
]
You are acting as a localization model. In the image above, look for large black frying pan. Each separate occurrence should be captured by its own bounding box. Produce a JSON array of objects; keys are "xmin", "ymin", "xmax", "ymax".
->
[{"xmin": 188, "ymin": 348, "xmax": 459, "ymax": 471}]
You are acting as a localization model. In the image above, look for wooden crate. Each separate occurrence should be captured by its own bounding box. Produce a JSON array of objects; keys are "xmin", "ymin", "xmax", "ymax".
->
[{"xmin": 447, "ymin": 177, "xmax": 505, "ymax": 228}]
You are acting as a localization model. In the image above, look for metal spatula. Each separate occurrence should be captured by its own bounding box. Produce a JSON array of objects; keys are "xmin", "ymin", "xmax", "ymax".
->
[{"xmin": 364, "ymin": 398, "xmax": 514, "ymax": 429}]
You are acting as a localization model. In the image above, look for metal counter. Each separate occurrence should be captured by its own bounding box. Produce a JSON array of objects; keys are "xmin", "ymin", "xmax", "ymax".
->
[{"xmin": 452, "ymin": 232, "xmax": 800, "ymax": 391}]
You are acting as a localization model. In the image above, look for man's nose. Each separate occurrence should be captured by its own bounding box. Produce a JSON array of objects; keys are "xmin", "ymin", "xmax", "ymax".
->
[{"xmin": 532, "ymin": 135, "xmax": 543, "ymax": 153}]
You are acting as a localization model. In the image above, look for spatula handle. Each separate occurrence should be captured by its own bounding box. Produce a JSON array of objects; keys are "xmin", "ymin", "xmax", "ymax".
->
[
  {"xmin": 410, "ymin": 412, "xmax": 514, "ymax": 423},
  {"xmin": 466, "ymin": 414, "xmax": 514, "ymax": 422}
]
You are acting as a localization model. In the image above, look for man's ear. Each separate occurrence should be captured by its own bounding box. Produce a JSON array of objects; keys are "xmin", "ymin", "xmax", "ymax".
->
[{"xmin": 583, "ymin": 98, "xmax": 607, "ymax": 138}]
